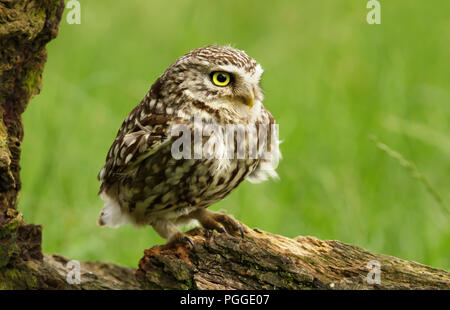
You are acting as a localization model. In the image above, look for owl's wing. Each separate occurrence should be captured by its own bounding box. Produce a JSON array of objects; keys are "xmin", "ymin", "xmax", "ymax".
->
[{"xmin": 98, "ymin": 102, "xmax": 173, "ymax": 186}]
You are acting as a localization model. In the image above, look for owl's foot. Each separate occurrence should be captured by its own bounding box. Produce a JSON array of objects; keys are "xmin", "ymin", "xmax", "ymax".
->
[
  {"xmin": 152, "ymin": 220, "xmax": 195, "ymax": 250},
  {"xmin": 157, "ymin": 232, "xmax": 195, "ymax": 250},
  {"xmin": 191, "ymin": 209, "xmax": 244, "ymax": 238}
]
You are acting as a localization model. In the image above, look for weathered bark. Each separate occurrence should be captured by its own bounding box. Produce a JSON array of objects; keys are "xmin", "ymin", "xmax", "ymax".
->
[
  {"xmin": 2, "ymin": 223, "xmax": 450, "ymax": 290},
  {"xmin": 0, "ymin": 0, "xmax": 449, "ymax": 291},
  {"xmin": 134, "ymin": 225, "xmax": 450, "ymax": 290},
  {"xmin": 0, "ymin": 0, "xmax": 64, "ymax": 284},
  {"xmin": 0, "ymin": 0, "xmax": 64, "ymax": 211}
]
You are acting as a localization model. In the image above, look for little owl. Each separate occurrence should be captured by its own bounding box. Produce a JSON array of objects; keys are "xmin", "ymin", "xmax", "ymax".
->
[{"xmin": 97, "ymin": 45, "xmax": 281, "ymax": 248}]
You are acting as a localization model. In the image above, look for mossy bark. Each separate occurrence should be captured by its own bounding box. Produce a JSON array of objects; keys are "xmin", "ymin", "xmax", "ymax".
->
[
  {"xmin": 0, "ymin": 0, "xmax": 64, "ymax": 287},
  {"xmin": 0, "ymin": 0, "xmax": 449, "ymax": 291}
]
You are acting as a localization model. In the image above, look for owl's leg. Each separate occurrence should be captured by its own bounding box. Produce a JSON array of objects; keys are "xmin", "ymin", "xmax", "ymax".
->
[
  {"xmin": 189, "ymin": 209, "xmax": 244, "ymax": 238},
  {"xmin": 152, "ymin": 219, "xmax": 194, "ymax": 249}
]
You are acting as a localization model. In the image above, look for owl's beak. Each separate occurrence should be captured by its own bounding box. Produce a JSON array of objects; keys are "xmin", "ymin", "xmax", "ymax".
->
[
  {"xmin": 237, "ymin": 88, "xmax": 255, "ymax": 109},
  {"xmin": 246, "ymin": 92, "xmax": 255, "ymax": 110}
]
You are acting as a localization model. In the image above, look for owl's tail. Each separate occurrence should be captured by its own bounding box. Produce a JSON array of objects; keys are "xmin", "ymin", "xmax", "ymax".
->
[{"xmin": 98, "ymin": 192, "xmax": 130, "ymax": 228}]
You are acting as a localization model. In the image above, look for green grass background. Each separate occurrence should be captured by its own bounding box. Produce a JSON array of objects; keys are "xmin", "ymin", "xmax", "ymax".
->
[{"xmin": 20, "ymin": 0, "xmax": 449, "ymax": 269}]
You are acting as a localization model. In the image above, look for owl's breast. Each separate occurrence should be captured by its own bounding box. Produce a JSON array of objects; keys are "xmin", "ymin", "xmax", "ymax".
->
[{"xmin": 117, "ymin": 143, "xmax": 259, "ymax": 225}]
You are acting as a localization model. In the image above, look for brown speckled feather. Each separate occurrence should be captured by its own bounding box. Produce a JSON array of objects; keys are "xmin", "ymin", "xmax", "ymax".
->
[{"xmin": 97, "ymin": 46, "xmax": 281, "ymax": 241}]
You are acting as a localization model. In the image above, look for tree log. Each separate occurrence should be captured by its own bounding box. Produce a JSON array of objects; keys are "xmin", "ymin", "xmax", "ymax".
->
[
  {"xmin": 134, "ymin": 225, "xmax": 450, "ymax": 290},
  {"xmin": 2, "ymin": 222, "xmax": 450, "ymax": 290},
  {"xmin": 0, "ymin": 0, "xmax": 65, "ymax": 288},
  {"xmin": 0, "ymin": 0, "xmax": 449, "ymax": 291}
]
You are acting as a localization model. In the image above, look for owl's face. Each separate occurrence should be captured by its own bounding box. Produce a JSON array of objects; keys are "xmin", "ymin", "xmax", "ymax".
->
[{"xmin": 161, "ymin": 46, "xmax": 264, "ymax": 120}]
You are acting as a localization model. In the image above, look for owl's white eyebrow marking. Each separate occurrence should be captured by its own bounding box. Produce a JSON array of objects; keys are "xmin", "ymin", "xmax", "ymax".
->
[{"xmin": 213, "ymin": 63, "xmax": 263, "ymax": 86}]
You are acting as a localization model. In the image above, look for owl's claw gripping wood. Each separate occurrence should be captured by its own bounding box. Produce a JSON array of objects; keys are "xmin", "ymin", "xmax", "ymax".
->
[
  {"xmin": 238, "ymin": 225, "xmax": 245, "ymax": 239},
  {"xmin": 191, "ymin": 209, "xmax": 245, "ymax": 239},
  {"xmin": 202, "ymin": 227, "xmax": 213, "ymax": 238},
  {"xmin": 152, "ymin": 220, "xmax": 195, "ymax": 250},
  {"xmin": 157, "ymin": 232, "xmax": 195, "ymax": 250}
]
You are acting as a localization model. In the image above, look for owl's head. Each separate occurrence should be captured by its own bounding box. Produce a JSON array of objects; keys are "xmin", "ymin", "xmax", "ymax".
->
[{"xmin": 158, "ymin": 46, "xmax": 264, "ymax": 120}]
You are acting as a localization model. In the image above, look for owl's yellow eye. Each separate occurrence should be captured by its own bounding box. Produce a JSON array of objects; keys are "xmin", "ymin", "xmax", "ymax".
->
[{"xmin": 211, "ymin": 71, "xmax": 231, "ymax": 87}]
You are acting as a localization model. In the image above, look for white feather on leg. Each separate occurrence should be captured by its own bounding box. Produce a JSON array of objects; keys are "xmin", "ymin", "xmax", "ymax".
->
[{"xmin": 98, "ymin": 192, "xmax": 130, "ymax": 228}]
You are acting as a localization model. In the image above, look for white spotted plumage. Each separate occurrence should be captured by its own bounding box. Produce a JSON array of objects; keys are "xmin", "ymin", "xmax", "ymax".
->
[{"xmin": 97, "ymin": 46, "xmax": 281, "ymax": 247}]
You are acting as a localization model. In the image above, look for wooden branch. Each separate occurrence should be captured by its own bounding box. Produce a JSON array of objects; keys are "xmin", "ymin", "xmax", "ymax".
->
[
  {"xmin": 0, "ymin": 0, "xmax": 65, "ymax": 212},
  {"xmin": 135, "ymin": 224, "xmax": 450, "ymax": 290},
  {"xmin": 2, "ymin": 221, "xmax": 449, "ymax": 289},
  {"xmin": 0, "ymin": 0, "xmax": 65, "ymax": 288}
]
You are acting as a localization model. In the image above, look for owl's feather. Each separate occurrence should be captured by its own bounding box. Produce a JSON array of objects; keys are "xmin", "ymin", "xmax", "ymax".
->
[
  {"xmin": 98, "ymin": 99, "xmax": 172, "ymax": 185},
  {"xmin": 97, "ymin": 46, "xmax": 281, "ymax": 245}
]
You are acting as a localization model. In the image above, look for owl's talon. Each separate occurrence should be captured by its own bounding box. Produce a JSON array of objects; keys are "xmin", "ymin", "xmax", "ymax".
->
[
  {"xmin": 216, "ymin": 225, "xmax": 229, "ymax": 235},
  {"xmin": 203, "ymin": 228, "xmax": 213, "ymax": 238},
  {"xmin": 191, "ymin": 209, "xmax": 243, "ymax": 238},
  {"xmin": 238, "ymin": 225, "xmax": 245, "ymax": 239},
  {"xmin": 158, "ymin": 232, "xmax": 195, "ymax": 250},
  {"xmin": 214, "ymin": 213, "xmax": 243, "ymax": 238},
  {"xmin": 184, "ymin": 235, "xmax": 195, "ymax": 248}
]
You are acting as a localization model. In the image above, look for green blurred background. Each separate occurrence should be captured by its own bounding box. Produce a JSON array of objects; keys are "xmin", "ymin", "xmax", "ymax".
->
[{"xmin": 20, "ymin": 0, "xmax": 449, "ymax": 269}]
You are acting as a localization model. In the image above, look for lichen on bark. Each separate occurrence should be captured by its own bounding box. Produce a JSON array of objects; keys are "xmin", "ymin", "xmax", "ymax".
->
[
  {"xmin": 0, "ymin": 0, "xmax": 65, "ymax": 286},
  {"xmin": 0, "ymin": 0, "xmax": 65, "ymax": 211}
]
